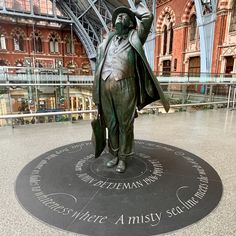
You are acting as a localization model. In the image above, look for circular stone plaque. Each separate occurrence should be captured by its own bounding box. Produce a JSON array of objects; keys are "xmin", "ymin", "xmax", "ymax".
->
[{"xmin": 15, "ymin": 140, "xmax": 223, "ymax": 236}]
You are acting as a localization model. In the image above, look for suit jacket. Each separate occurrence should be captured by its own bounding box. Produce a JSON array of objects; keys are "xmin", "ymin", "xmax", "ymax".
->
[{"xmin": 92, "ymin": 3, "xmax": 170, "ymax": 112}]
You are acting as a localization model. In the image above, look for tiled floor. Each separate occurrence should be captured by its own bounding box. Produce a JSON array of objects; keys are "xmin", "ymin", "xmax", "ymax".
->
[{"xmin": 0, "ymin": 109, "xmax": 235, "ymax": 236}]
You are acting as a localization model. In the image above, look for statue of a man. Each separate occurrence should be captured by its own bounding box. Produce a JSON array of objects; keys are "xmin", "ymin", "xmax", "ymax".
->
[{"xmin": 92, "ymin": 0, "xmax": 169, "ymax": 173}]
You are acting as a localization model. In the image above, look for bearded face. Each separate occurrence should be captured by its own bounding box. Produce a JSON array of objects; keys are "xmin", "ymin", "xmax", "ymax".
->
[{"xmin": 115, "ymin": 13, "xmax": 133, "ymax": 35}]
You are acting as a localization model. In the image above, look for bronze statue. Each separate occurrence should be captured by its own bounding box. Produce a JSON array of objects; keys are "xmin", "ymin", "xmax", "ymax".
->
[{"xmin": 92, "ymin": 0, "xmax": 169, "ymax": 173}]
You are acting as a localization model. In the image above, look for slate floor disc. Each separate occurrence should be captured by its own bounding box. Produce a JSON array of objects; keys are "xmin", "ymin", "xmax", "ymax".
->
[{"xmin": 15, "ymin": 140, "xmax": 223, "ymax": 236}]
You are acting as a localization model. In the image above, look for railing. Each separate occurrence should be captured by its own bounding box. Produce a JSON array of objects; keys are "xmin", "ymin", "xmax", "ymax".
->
[
  {"xmin": 0, "ymin": 66, "xmax": 93, "ymax": 84},
  {"xmin": 154, "ymin": 71, "xmax": 236, "ymax": 83},
  {"xmin": 1, "ymin": 67, "xmax": 236, "ymax": 127},
  {"xmin": 1, "ymin": 67, "xmax": 236, "ymax": 83},
  {"xmin": 0, "ymin": 110, "xmax": 96, "ymax": 128},
  {"xmin": 0, "ymin": 99, "xmax": 234, "ymax": 127}
]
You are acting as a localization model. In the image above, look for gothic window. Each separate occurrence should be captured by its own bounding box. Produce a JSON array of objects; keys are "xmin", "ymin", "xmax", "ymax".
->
[
  {"xmin": 0, "ymin": 33, "xmax": 6, "ymax": 50},
  {"xmin": 32, "ymin": 32, "xmax": 42, "ymax": 52},
  {"xmin": 162, "ymin": 13, "xmax": 174, "ymax": 55},
  {"xmin": 49, "ymin": 34, "xmax": 59, "ymax": 53},
  {"xmin": 230, "ymin": 2, "xmax": 236, "ymax": 32},
  {"xmin": 169, "ymin": 23, "xmax": 173, "ymax": 54},
  {"xmin": 163, "ymin": 25, "xmax": 167, "ymax": 55},
  {"xmin": 189, "ymin": 14, "xmax": 197, "ymax": 41},
  {"xmin": 13, "ymin": 31, "xmax": 24, "ymax": 51},
  {"xmin": 66, "ymin": 38, "xmax": 74, "ymax": 54}
]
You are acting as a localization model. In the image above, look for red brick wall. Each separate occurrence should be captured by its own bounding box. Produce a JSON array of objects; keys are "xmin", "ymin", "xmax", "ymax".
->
[
  {"xmin": 0, "ymin": 19, "xmax": 91, "ymax": 73},
  {"xmin": 154, "ymin": 0, "xmax": 236, "ymax": 76}
]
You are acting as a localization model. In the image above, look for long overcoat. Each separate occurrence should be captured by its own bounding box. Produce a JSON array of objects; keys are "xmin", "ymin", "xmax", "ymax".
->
[{"xmin": 92, "ymin": 7, "xmax": 169, "ymax": 112}]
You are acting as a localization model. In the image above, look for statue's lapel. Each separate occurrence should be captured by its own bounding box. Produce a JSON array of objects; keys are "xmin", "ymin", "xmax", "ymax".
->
[
  {"xmin": 129, "ymin": 30, "xmax": 147, "ymax": 64},
  {"xmin": 100, "ymin": 32, "xmax": 116, "ymax": 57}
]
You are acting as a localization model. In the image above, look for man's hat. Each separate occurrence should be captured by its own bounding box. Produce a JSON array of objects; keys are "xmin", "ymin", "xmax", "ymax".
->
[{"xmin": 112, "ymin": 7, "xmax": 137, "ymax": 29}]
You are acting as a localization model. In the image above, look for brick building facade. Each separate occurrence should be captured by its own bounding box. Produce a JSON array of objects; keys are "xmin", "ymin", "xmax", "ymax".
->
[
  {"xmin": 0, "ymin": 2, "xmax": 91, "ymax": 74},
  {"xmin": 154, "ymin": 0, "xmax": 236, "ymax": 76}
]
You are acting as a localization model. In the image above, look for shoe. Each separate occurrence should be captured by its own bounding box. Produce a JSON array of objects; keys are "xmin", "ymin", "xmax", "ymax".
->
[
  {"xmin": 106, "ymin": 157, "xmax": 118, "ymax": 168},
  {"xmin": 116, "ymin": 160, "xmax": 126, "ymax": 173}
]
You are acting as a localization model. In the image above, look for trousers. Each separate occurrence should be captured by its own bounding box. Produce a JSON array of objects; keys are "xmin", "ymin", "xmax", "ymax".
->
[{"xmin": 100, "ymin": 76, "xmax": 137, "ymax": 160}]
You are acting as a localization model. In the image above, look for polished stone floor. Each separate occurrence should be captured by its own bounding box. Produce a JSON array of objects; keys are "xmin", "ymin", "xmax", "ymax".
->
[{"xmin": 0, "ymin": 109, "xmax": 235, "ymax": 236}]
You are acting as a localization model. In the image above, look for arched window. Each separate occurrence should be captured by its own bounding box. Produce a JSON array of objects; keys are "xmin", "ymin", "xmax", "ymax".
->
[
  {"xmin": 13, "ymin": 31, "xmax": 24, "ymax": 51},
  {"xmin": 163, "ymin": 25, "xmax": 167, "ymax": 55},
  {"xmin": 32, "ymin": 32, "xmax": 42, "ymax": 52},
  {"xmin": 230, "ymin": 2, "xmax": 236, "ymax": 32},
  {"xmin": 189, "ymin": 14, "xmax": 197, "ymax": 41},
  {"xmin": 0, "ymin": 33, "xmax": 6, "ymax": 50},
  {"xmin": 49, "ymin": 34, "xmax": 59, "ymax": 53},
  {"xmin": 169, "ymin": 23, "xmax": 173, "ymax": 54},
  {"xmin": 66, "ymin": 38, "xmax": 74, "ymax": 54}
]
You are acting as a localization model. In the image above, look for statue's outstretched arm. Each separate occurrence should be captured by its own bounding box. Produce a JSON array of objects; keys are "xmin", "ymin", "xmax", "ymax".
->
[{"xmin": 132, "ymin": 0, "xmax": 153, "ymax": 45}]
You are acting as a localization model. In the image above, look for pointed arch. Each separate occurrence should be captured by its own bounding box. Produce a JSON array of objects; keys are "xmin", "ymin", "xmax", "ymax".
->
[
  {"xmin": 11, "ymin": 27, "xmax": 26, "ymax": 38},
  {"xmin": 48, "ymin": 32, "xmax": 61, "ymax": 42},
  {"xmin": 48, "ymin": 32, "xmax": 61, "ymax": 53},
  {"xmin": 181, "ymin": 0, "xmax": 195, "ymax": 23},
  {"xmin": 156, "ymin": 6, "xmax": 176, "ymax": 34},
  {"xmin": 11, "ymin": 28, "xmax": 26, "ymax": 51},
  {"xmin": 31, "ymin": 30, "xmax": 43, "ymax": 53}
]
